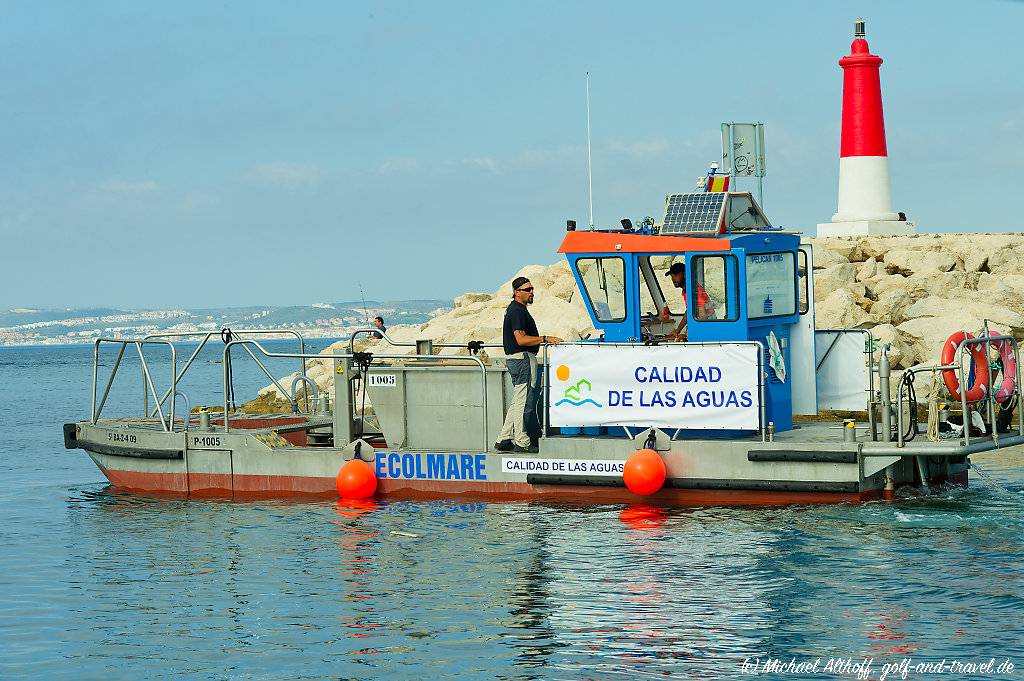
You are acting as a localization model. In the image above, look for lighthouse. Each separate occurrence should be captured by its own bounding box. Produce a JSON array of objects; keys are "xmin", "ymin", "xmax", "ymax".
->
[{"xmin": 817, "ymin": 19, "xmax": 915, "ymax": 237}]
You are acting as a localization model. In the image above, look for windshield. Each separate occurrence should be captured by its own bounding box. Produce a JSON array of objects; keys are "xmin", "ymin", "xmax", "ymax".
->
[{"xmin": 577, "ymin": 257, "xmax": 626, "ymax": 322}]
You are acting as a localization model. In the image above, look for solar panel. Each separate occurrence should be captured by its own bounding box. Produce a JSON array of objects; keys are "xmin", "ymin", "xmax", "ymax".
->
[{"xmin": 661, "ymin": 192, "xmax": 727, "ymax": 234}]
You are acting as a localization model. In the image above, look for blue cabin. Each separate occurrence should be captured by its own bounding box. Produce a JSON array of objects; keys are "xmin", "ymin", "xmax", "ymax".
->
[{"xmin": 557, "ymin": 192, "xmax": 814, "ymax": 433}]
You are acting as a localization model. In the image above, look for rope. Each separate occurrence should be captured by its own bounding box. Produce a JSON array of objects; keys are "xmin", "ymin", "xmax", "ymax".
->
[{"xmin": 927, "ymin": 372, "xmax": 940, "ymax": 442}]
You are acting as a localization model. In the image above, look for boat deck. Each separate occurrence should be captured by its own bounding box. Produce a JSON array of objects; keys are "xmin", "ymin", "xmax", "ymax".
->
[{"xmin": 90, "ymin": 414, "xmax": 1022, "ymax": 458}]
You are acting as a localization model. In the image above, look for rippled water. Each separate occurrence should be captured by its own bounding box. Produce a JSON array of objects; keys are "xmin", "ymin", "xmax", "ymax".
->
[{"xmin": 2, "ymin": 345, "xmax": 1023, "ymax": 679}]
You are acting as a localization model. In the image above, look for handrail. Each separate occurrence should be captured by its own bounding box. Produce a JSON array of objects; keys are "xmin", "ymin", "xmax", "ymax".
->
[
  {"xmin": 91, "ymin": 338, "xmax": 177, "ymax": 432},
  {"xmin": 958, "ymin": 333, "xmax": 1023, "ymax": 447},
  {"xmin": 347, "ymin": 327, "xmax": 502, "ymax": 354},
  {"xmin": 174, "ymin": 390, "xmax": 192, "ymax": 432},
  {"xmin": 541, "ymin": 340, "xmax": 767, "ymax": 443},
  {"xmin": 893, "ymin": 333, "xmax": 1023, "ymax": 448},
  {"xmin": 222, "ymin": 339, "xmax": 491, "ymax": 451},
  {"xmin": 290, "ymin": 375, "xmax": 319, "ymax": 413},
  {"xmin": 815, "ymin": 328, "xmax": 877, "ymax": 440},
  {"xmin": 143, "ymin": 329, "xmax": 307, "ymax": 415}
]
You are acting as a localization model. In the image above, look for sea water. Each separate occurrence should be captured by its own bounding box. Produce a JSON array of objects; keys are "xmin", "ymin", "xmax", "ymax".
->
[{"xmin": 1, "ymin": 344, "xmax": 1022, "ymax": 679}]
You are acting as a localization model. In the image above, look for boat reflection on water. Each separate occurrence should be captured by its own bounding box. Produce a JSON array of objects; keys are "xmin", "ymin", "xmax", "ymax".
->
[{"xmin": 55, "ymin": 487, "xmax": 1022, "ymax": 677}]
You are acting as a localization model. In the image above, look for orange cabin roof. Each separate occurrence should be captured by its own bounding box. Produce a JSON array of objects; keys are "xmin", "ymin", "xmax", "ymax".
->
[{"xmin": 557, "ymin": 231, "xmax": 732, "ymax": 254}]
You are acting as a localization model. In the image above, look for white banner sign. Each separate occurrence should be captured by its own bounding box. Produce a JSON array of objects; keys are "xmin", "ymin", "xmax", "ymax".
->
[
  {"xmin": 501, "ymin": 458, "xmax": 624, "ymax": 476},
  {"xmin": 548, "ymin": 343, "xmax": 760, "ymax": 430}
]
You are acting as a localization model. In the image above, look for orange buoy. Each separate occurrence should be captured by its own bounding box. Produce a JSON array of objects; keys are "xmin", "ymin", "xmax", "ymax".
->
[
  {"xmin": 622, "ymin": 448, "xmax": 666, "ymax": 496},
  {"xmin": 336, "ymin": 458, "xmax": 377, "ymax": 499}
]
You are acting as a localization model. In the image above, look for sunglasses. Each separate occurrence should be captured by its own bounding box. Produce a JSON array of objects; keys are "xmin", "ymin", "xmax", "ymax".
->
[{"xmin": 517, "ymin": 287, "xmax": 534, "ymax": 293}]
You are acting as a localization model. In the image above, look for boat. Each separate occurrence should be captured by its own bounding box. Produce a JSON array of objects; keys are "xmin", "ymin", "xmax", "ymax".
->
[{"xmin": 63, "ymin": 186, "xmax": 1024, "ymax": 505}]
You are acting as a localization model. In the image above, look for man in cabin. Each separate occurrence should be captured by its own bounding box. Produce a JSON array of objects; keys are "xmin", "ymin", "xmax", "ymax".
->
[
  {"xmin": 665, "ymin": 262, "xmax": 715, "ymax": 341},
  {"xmin": 496, "ymin": 276, "xmax": 564, "ymax": 453},
  {"xmin": 369, "ymin": 316, "xmax": 386, "ymax": 339}
]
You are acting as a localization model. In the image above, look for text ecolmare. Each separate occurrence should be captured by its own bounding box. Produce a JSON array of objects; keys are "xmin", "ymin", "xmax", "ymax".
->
[{"xmin": 375, "ymin": 452, "xmax": 487, "ymax": 481}]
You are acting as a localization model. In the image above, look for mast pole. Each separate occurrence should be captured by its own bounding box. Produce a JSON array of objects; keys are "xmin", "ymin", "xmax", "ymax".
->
[{"xmin": 586, "ymin": 72, "xmax": 594, "ymax": 230}]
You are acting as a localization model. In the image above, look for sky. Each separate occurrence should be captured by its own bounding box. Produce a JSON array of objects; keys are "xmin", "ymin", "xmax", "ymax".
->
[{"xmin": 1, "ymin": 1, "xmax": 1022, "ymax": 309}]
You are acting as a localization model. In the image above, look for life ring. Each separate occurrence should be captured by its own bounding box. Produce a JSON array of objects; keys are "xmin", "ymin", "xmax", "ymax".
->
[
  {"xmin": 987, "ymin": 330, "xmax": 1018, "ymax": 404},
  {"xmin": 940, "ymin": 331, "xmax": 990, "ymax": 403}
]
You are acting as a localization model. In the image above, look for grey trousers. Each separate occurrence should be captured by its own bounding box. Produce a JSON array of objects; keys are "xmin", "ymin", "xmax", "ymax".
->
[{"xmin": 499, "ymin": 352, "xmax": 538, "ymax": 447}]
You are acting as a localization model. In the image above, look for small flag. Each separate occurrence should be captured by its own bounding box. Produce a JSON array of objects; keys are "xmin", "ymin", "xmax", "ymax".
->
[{"xmin": 706, "ymin": 174, "xmax": 731, "ymax": 192}]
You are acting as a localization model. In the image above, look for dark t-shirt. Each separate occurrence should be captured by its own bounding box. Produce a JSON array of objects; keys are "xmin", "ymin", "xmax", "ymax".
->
[{"xmin": 503, "ymin": 300, "xmax": 539, "ymax": 355}]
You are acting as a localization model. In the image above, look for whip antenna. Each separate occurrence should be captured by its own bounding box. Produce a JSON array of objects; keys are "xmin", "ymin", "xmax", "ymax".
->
[
  {"xmin": 586, "ymin": 71, "xmax": 594, "ymax": 230},
  {"xmin": 358, "ymin": 283, "xmax": 369, "ymax": 324}
]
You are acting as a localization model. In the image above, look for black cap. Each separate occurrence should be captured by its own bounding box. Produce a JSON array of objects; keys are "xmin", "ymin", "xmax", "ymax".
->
[{"xmin": 664, "ymin": 262, "xmax": 686, "ymax": 276}]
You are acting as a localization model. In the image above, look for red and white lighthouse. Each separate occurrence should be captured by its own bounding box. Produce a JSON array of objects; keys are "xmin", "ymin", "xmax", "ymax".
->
[{"xmin": 818, "ymin": 19, "xmax": 915, "ymax": 237}]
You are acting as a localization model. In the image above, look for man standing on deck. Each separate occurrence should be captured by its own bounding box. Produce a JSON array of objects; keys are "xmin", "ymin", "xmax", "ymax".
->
[
  {"xmin": 665, "ymin": 262, "xmax": 714, "ymax": 340},
  {"xmin": 496, "ymin": 276, "xmax": 563, "ymax": 453},
  {"xmin": 369, "ymin": 316, "xmax": 386, "ymax": 339}
]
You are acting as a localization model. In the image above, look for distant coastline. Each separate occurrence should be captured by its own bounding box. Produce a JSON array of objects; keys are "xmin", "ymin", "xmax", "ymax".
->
[{"xmin": 0, "ymin": 300, "xmax": 448, "ymax": 347}]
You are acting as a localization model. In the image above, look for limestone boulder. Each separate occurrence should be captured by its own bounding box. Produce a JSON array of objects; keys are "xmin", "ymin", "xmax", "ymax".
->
[
  {"xmin": 812, "ymin": 263, "xmax": 857, "ymax": 301},
  {"xmin": 848, "ymin": 239, "xmax": 884, "ymax": 263},
  {"xmin": 856, "ymin": 257, "xmax": 878, "ymax": 282},
  {"xmin": 883, "ymin": 248, "xmax": 956, "ymax": 277},
  {"xmin": 866, "ymin": 273, "xmax": 911, "ymax": 297},
  {"xmin": 811, "ymin": 237, "xmax": 858, "ymax": 260},
  {"xmin": 897, "ymin": 307, "xmax": 1024, "ymax": 370},
  {"xmin": 870, "ymin": 323, "xmax": 912, "ymax": 369},
  {"xmin": 978, "ymin": 272, "xmax": 1024, "ymax": 293},
  {"xmin": 858, "ymin": 235, "xmax": 924, "ymax": 260},
  {"xmin": 869, "ymin": 289, "xmax": 914, "ymax": 326},
  {"xmin": 811, "ymin": 243, "xmax": 850, "ymax": 269},
  {"xmin": 903, "ymin": 296, "xmax": 1024, "ymax": 331},
  {"xmin": 546, "ymin": 271, "xmax": 578, "ymax": 302},
  {"xmin": 454, "ymin": 292, "xmax": 492, "ymax": 308},
  {"xmin": 816, "ymin": 289, "xmax": 872, "ymax": 329},
  {"xmin": 897, "ymin": 317, "xmax": 964, "ymax": 369},
  {"xmin": 986, "ymin": 242, "xmax": 1024, "ymax": 276},
  {"xmin": 869, "ymin": 270, "xmax": 976, "ymax": 303}
]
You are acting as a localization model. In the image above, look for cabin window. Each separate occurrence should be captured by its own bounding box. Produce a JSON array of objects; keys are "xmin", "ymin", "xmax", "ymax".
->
[
  {"xmin": 690, "ymin": 255, "xmax": 737, "ymax": 322},
  {"xmin": 798, "ymin": 249, "xmax": 809, "ymax": 315},
  {"xmin": 577, "ymin": 257, "xmax": 626, "ymax": 322},
  {"xmin": 746, "ymin": 251, "xmax": 797, "ymax": 319},
  {"xmin": 639, "ymin": 257, "xmax": 681, "ymax": 315}
]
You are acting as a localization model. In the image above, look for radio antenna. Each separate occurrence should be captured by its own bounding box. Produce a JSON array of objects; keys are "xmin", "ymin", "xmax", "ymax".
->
[
  {"xmin": 358, "ymin": 283, "xmax": 369, "ymax": 324},
  {"xmin": 586, "ymin": 71, "xmax": 594, "ymax": 230}
]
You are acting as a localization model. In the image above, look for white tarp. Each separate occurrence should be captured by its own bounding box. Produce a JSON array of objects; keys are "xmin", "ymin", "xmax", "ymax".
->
[
  {"xmin": 548, "ymin": 343, "xmax": 760, "ymax": 430},
  {"xmin": 815, "ymin": 330, "xmax": 870, "ymax": 411}
]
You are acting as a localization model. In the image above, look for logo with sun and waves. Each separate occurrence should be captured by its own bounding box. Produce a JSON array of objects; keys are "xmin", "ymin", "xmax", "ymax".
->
[{"xmin": 553, "ymin": 364, "xmax": 603, "ymax": 408}]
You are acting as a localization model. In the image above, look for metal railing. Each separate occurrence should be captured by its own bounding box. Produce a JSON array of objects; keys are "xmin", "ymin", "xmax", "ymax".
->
[
  {"xmin": 347, "ymin": 327, "xmax": 502, "ymax": 354},
  {"xmin": 541, "ymin": 340, "xmax": 768, "ymax": 443},
  {"xmin": 91, "ymin": 338, "xmax": 178, "ymax": 431},
  {"xmin": 143, "ymin": 329, "xmax": 307, "ymax": 414},
  {"xmin": 895, "ymin": 332, "xmax": 1024, "ymax": 448},
  {"xmin": 90, "ymin": 330, "xmax": 309, "ymax": 433},
  {"xmin": 221, "ymin": 339, "xmax": 491, "ymax": 451}
]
